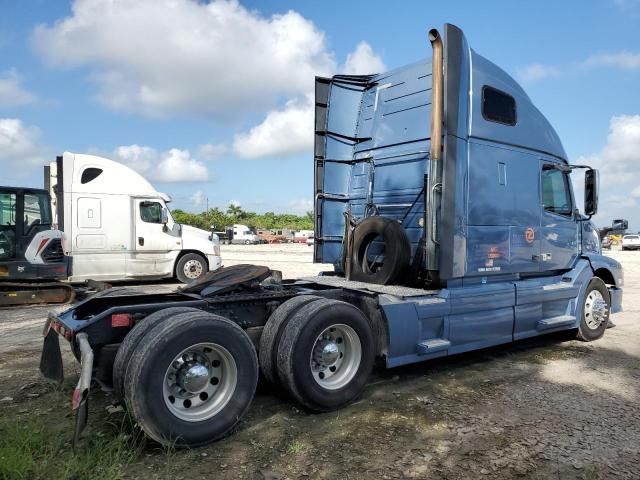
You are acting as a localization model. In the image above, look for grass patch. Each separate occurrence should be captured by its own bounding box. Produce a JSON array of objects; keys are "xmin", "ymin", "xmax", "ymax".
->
[
  {"xmin": 286, "ymin": 440, "xmax": 306, "ymax": 455},
  {"xmin": 0, "ymin": 415, "xmax": 141, "ymax": 480}
]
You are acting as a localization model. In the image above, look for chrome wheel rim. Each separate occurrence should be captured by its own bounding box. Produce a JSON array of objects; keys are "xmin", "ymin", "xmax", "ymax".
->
[
  {"xmin": 163, "ymin": 342, "xmax": 237, "ymax": 422},
  {"xmin": 309, "ymin": 324, "xmax": 361, "ymax": 390},
  {"xmin": 584, "ymin": 290, "xmax": 608, "ymax": 330},
  {"xmin": 183, "ymin": 259, "xmax": 203, "ymax": 280}
]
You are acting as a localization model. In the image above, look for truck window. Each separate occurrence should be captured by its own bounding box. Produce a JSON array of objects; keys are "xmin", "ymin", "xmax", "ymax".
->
[
  {"xmin": 23, "ymin": 193, "xmax": 51, "ymax": 233},
  {"xmin": 482, "ymin": 86, "xmax": 516, "ymax": 126},
  {"xmin": 81, "ymin": 167, "xmax": 103, "ymax": 184},
  {"xmin": 542, "ymin": 169, "xmax": 572, "ymax": 216},
  {"xmin": 140, "ymin": 201, "xmax": 163, "ymax": 223}
]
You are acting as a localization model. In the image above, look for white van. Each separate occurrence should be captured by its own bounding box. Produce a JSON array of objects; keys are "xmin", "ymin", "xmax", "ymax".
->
[{"xmin": 46, "ymin": 152, "xmax": 222, "ymax": 283}]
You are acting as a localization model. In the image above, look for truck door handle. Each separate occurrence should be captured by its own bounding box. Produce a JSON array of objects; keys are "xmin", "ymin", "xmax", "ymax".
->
[{"xmin": 138, "ymin": 237, "xmax": 144, "ymax": 246}]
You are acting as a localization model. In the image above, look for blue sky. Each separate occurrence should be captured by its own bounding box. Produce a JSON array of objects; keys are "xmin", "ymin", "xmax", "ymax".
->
[{"xmin": 1, "ymin": 0, "xmax": 639, "ymax": 227}]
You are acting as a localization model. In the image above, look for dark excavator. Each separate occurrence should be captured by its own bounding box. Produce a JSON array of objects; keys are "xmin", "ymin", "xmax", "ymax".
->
[{"xmin": 0, "ymin": 186, "xmax": 74, "ymax": 306}]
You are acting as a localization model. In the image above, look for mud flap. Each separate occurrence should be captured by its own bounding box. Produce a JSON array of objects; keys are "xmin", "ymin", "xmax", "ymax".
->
[
  {"xmin": 40, "ymin": 327, "xmax": 64, "ymax": 383},
  {"xmin": 72, "ymin": 333, "xmax": 94, "ymax": 449}
]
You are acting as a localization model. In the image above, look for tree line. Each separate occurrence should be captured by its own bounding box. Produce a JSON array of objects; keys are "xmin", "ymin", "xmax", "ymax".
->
[{"xmin": 171, "ymin": 204, "xmax": 314, "ymax": 232}]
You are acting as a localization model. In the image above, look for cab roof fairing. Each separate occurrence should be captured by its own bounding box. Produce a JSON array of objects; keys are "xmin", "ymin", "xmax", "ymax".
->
[{"xmin": 467, "ymin": 50, "xmax": 568, "ymax": 162}]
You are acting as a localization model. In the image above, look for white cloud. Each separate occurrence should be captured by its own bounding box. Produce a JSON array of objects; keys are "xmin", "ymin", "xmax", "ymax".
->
[
  {"xmin": 575, "ymin": 115, "xmax": 640, "ymax": 227},
  {"xmin": 613, "ymin": 0, "xmax": 640, "ymax": 15},
  {"xmin": 113, "ymin": 145, "xmax": 209, "ymax": 183},
  {"xmin": 232, "ymin": 41, "xmax": 385, "ymax": 159},
  {"xmin": 228, "ymin": 199, "xmax": 241, "ymax": 208},
  {"xmin": 190, "ymin": 191, "xmax": 207, "ymax": 207},
  {"xmin": 197, "ymin": 143, "xmax": 227, "ymax": 161},
  {"xmin": 232, "ymin": 96, "xmax": 313, "ymax": 158},
  {"xmin": 583, "ymin": 52, "xmax": 640, "ymax": 70},
  {"xmin": 155, "ymin": 149, "xmax": 209, "ymax": 182},
  {"xmin": 288, "ymin": 198, "xmax": 313, "ymax": 214},
  {"xmin": 32, "ymin": 0, "xmax": 335, "ymax": 118},
  {"xmin": 516, "ymin": 63, "xmax": 561, "ymax": 83},
  {"xmin": 342, "ymin": 42, "xmax": 386, "ymax": 75},
  {"xmin": 0, "ymin": 118, "xmax": 49, "ymax": 168},
  {"xmin": 0, "ymin": 70, "xmax": 36, "ymax": 107}
]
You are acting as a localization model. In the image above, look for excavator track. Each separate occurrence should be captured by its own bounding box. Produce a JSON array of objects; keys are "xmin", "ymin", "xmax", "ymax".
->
[{"xmin": 0, "ymin": 282, "xmax": 75, "ymax": 307}]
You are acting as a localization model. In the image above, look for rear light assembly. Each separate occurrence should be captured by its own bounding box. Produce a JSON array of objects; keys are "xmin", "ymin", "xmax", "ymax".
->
[{"xmin": 111, "ymin": 313, "xmax": 132, "ymax": 328}]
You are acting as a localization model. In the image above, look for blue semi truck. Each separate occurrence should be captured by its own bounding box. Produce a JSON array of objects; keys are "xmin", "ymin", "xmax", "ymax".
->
[{"xmin": 41, "ymin": 24, "xmax": 623, "ymax": 447}]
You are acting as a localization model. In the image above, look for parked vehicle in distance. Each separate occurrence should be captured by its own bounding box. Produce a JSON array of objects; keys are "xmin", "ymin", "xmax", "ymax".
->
[
  {"xmin": 601, "ymin": 236, "xmax": 612, "ymax": 250},
  {"xmin": 46, "ymin": 153, "xmax": 222, "ymax": 284},
  {"xmin": 257, "ymin": 229, "xmax": 295, "ymax": 244},
  {"xmin": 223, "ymin": 224, "xmax": 261, "ymax": 245},
  {"xmin": 306, "ymin": 235, "xmax": 314, "ymax": 246},
  {"xmin": 621, "ymin": 234, "xmax": 640, "ymax": 250},
  {"xmin": 294, "ymin": 229, "xmax": 314, "ymax": 243},
  {"xmin": 42, "ymin": 24, "xmax": 623, "ymax": 450}
]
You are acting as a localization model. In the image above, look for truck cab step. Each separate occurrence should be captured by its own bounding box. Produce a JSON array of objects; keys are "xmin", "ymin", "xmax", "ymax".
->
[
  {"xmin": 537, "ymin": 315, "xmax": 576, "ymax": 331},
  {"xmin": 416, "ymin": 338, "xmax": 451, "ymax": 355}
]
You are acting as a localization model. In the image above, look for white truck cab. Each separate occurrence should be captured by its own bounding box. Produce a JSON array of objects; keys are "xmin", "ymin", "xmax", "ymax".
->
[
  {"xmin": 228, "ymin": 224, "xmax": 261, "ymax": 245},
  {"xmin": 46, "ymin": 152, "xmax": 222, "ymax": 283}
]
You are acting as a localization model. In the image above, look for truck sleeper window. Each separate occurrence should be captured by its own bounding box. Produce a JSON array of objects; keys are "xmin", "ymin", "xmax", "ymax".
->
[
  {"xmin": 482, "ymin": 86, "xmax": 516, "ymax": 125},
  {"xmin": 140, "ymin": 201, "xmax": 163, "ymax": 223},
  {"xmin": 542, "ymin": 169, "xmax": 572, "ymax": 216}
]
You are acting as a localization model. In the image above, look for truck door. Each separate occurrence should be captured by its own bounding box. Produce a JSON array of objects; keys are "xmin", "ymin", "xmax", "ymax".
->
[
  {"xmin": 129, "ymin": 199, "xmax": 176, "ymax": 276},
  {"xmin": 539, "ymin": 162, "xmax": 579, "ymax": 271}
]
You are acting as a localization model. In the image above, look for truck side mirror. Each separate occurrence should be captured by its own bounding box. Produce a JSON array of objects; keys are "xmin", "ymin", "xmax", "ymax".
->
[
  {"xmin": 584, "ymin": 168, "xmax": 598, "ymax": 216},
  {"xmin": 161, "ymin": 207, "xmax": 169, "ymax": 224}
]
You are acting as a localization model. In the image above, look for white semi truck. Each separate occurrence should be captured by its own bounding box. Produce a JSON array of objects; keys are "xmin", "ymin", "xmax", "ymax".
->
[{"xmin": 45, "ymin": 152, "xmax": 222, "ymax": 284}]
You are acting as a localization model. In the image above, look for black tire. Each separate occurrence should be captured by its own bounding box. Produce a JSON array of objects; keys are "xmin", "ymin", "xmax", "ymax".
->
[
  {"xmin": 258, "ymin": 295, "xmax": 323, "ymax": 385},
  {"xmin": 176, "ymin": 253, "xmax": 207, "ymax": 284},
  {"xmin": 112, "ymin": 306, "xmax": 202, "ymax": 402},
  {"xmin": 350, "ymin": 216, "xmax": 411, "ymax": 285},
  {"xmin": 576, "ymin": 278, "xmax": 610, "ymax": 342},
  {"xmin": 124, "ymin": 311, "xmax": 258, "ymax": 447},
  {"xmin": 276, "ymin": 299, "xmax": 375, "ymax": 412}
]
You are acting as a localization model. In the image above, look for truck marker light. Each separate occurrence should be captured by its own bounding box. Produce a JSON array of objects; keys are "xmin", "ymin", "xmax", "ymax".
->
[{"xmin": 111, "ymin": 313, "xmax": 131, "ymax": 328}]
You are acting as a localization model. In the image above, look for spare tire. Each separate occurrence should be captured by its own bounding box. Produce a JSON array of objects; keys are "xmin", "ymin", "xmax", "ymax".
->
[{"xmin": 350, "ymin": 216, "xmax": 411, "ymax": 285}]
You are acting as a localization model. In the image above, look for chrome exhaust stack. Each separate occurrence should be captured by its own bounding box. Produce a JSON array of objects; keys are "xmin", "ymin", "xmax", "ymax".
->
[{"xmin": 425, "ymin": 28, "xmax": 444, "ymax": 281}]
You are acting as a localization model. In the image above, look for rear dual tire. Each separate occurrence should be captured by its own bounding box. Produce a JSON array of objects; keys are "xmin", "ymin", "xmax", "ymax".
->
[
  {"xmin": 259, "ymin": 295, "xmax": 323, "ymax": 385},
  {"xmin": 112, "ymin": 306, "xmax": 201, "ymax": 402},
  {"xmin": 275, "ymin": 299, "xmax": 375, "ymax": 412},
  {"xmin": 122, "ymin": 311, "xmax": 258, "ymax": 447}
]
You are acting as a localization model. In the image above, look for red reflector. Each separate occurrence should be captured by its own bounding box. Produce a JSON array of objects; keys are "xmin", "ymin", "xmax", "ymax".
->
[
  {"xmin": 72, "ymin": 388, "xmax": 81, "ymax": 410},
  {"xmin": 111, "ymin": 313, "xmax": 131, "ymax": 328}
]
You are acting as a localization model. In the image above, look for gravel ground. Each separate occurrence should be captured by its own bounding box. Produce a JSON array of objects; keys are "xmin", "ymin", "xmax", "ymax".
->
[{"xmin": 0, "ymin": 245, "xmax": 638, "ymax": 479}]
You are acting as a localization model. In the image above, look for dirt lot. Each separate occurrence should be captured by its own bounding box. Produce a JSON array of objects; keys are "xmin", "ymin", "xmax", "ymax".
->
[{"xmin": 0, "ymin": 245, "xmax": 638, "ymax": 479}]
